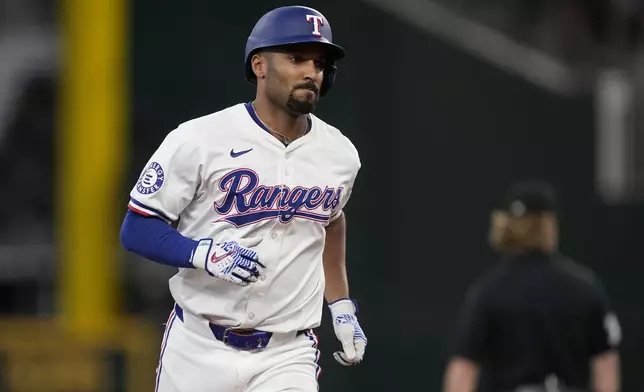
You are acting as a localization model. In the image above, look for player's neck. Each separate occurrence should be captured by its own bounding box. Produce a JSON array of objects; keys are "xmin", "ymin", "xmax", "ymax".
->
[{"xmin": 252, "ymin": 97, "xmax": 309, "ymax": 143}]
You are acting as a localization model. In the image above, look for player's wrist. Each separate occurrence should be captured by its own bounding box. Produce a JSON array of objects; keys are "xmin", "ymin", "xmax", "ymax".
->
[
  {"xmin": 189, "ymin": 238, "xmax": 213, "ymax": 270},
  {"xmin": 329, "ymin": 297, "xmax": 357, "ymax": 316}
]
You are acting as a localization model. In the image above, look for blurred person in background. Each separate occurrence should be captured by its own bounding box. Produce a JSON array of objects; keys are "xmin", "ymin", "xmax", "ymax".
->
[{"xmin": 442, "ymin": 180, "xmax": 621, "ymax": 392}]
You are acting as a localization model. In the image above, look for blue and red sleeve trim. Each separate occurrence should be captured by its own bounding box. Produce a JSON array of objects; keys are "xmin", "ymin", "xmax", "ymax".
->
[{"xmin": 128, "ymin": 198, "xmax": 173, "ymax": 223}]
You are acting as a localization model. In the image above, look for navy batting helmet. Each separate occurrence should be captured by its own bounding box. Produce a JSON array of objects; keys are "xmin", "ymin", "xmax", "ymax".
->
[{"xmin": 244, "ymin": 6, "xmax": 346, "ymax": 97}]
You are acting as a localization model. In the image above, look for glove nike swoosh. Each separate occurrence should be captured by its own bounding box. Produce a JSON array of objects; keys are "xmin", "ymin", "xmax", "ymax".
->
[{"xmin": 211, "ymin": 250, "xmax": 234, "ymax": 263}]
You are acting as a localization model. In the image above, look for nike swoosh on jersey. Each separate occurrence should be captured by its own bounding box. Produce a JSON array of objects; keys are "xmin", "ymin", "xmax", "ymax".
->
[
  {"xmin": 211, "ymin": 250, "xmax": 235, "ymax": 263},
  {"xmin": 230, "ymin": 148, "xmax": 253, "ymax": 158}
]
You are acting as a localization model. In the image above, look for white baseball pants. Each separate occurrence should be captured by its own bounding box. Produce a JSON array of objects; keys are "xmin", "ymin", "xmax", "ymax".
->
[{"xmin": 154, "ymin": 306, "xmax": 321, "ymax": 392}]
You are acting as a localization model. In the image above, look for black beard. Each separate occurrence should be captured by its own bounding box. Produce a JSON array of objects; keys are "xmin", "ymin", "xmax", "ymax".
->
[
  {"xmin": 286, "ymin": 94, "xmax": 316, "ymax": 114},
  {"xmin": 286, "ymin": 81, "xmax": 320, "ymax": 114}
]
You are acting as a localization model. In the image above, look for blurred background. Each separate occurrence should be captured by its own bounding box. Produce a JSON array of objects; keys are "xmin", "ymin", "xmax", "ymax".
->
[{"xmin": 0, "ymin": 0, "xmax": 642, "ymax": 391}]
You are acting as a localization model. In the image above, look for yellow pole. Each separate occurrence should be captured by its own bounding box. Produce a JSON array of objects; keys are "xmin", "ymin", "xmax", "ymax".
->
[{"xmin": 57, "ymin": 0, "xmax": 126, "ymax": 344}]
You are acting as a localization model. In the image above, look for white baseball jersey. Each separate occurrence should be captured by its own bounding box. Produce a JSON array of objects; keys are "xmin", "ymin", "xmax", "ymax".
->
[{"xmin": 128, "ymin": 102, "xmax": 360, "ymax": 333}]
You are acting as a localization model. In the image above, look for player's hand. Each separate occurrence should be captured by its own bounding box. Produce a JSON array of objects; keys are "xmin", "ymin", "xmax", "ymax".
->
[
  {"xmin": 190, "ymin": 237, "xmax": 265, "ymax": 286},
  {"xmin": 329, "ymin": 298, "xmax": 367, "ymax": 366}
]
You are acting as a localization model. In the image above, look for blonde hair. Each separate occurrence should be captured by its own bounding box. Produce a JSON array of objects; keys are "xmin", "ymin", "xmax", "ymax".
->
[{"xmin": 489, "ymin": 211, "xmax": 556, "ymax": 253}]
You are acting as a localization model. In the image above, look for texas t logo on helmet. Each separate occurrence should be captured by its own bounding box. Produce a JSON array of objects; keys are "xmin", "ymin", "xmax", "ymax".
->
[{"xmin": 306, "ymin": 14, "xmax": 324, "ymax": 37}]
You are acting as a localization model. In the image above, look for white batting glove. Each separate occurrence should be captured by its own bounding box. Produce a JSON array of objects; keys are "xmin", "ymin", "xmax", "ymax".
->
[
  {"xmin": 329, "ymin": 298, "xmax": 367, "ymax": 366},
  {"xmin": 189, "ymin": 237, "xmax": 265, "ymax": 286}
]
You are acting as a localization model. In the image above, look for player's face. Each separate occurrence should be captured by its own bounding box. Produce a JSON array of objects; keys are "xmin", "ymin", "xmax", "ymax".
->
[{"xmin": 265, "ymin": 44, "xmax": 327, "ymax": 115}]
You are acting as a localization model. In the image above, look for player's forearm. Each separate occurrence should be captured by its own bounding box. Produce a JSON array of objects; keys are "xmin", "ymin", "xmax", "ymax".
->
[
  {"xmin": 591, "ymin": 351, "xmax": 620, "ymax": 392},
  {"xmin": 322, "ymin": 211, "xmax": 349, "ymax": 303},
  {"xmin": 443, "ymin": 358, "xmax": 479, "ymax": 392},
  {"xmin": 120, "ymin": 210, "xmax": 198, "ymax": 268}
]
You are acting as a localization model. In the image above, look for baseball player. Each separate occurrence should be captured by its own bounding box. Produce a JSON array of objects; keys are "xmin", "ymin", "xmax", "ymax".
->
[{"xmin": 119, "ymin": 5, "xmax": 366, "ymax": 392}]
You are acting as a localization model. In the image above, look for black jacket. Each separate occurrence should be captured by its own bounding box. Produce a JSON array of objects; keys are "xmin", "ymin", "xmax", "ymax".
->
[{"xmin": 451, "ymin": 251, "xmax": 620, "ymax": 392}]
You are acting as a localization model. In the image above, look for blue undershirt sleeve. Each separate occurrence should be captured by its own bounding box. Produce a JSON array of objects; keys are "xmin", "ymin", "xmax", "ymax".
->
[{"xmin": 120, "ymin": 209, "xmax": 198, "ymax": 269}]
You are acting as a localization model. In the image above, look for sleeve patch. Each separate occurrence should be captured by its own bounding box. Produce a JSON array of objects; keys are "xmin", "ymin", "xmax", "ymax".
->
[{"xmin": 136, "ymin": 162, "xmax": 165, "ymax": 195}]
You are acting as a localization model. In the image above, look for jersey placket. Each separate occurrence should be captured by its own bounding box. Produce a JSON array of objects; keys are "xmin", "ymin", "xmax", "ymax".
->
[{"xmin": 241, "ymin": 149, "xmax": 290, "ymax": 327}]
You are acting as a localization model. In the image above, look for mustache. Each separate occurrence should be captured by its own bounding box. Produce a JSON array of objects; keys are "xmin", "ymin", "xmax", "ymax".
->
[{"xmin": 293, "ymin": 81, "xmax": 319, "ymax": 95}]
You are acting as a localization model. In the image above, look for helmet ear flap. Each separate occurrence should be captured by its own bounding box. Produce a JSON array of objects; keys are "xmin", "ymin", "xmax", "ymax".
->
[{"xmin": 320, "ymin": 62, "xmax": 337, "ymax": 98}]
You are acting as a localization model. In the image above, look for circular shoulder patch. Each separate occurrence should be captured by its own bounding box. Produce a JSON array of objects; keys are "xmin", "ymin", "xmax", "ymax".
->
[{"xmin": 136, "ymin": 162, "xmax": 165, "ymax": 194}]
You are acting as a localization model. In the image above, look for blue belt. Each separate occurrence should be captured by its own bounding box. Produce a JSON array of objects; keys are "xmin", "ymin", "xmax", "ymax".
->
[{"xmin": 174, "ymin": 303, "xmax": 304, "ymax": 351}]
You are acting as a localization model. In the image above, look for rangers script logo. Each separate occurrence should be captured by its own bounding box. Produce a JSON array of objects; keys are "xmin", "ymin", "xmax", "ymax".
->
[{"xmin": 214, "ymin": 169, "xmax": 342, "ymax": 227}]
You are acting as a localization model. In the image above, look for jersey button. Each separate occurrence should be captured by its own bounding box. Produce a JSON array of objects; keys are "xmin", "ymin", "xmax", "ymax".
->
[
  {"xmin": 248, "ymin": 313, "xmax": 255, "ymax": 320},
  {"xmin": 270, "ymin": 233, "xmax": 278, "ymax": 240}
]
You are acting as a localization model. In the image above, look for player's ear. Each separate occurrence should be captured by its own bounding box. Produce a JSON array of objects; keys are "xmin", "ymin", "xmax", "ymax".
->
[{"xmin": 251, "ymin": 53, "xmax": 267, "ymax": 80}]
